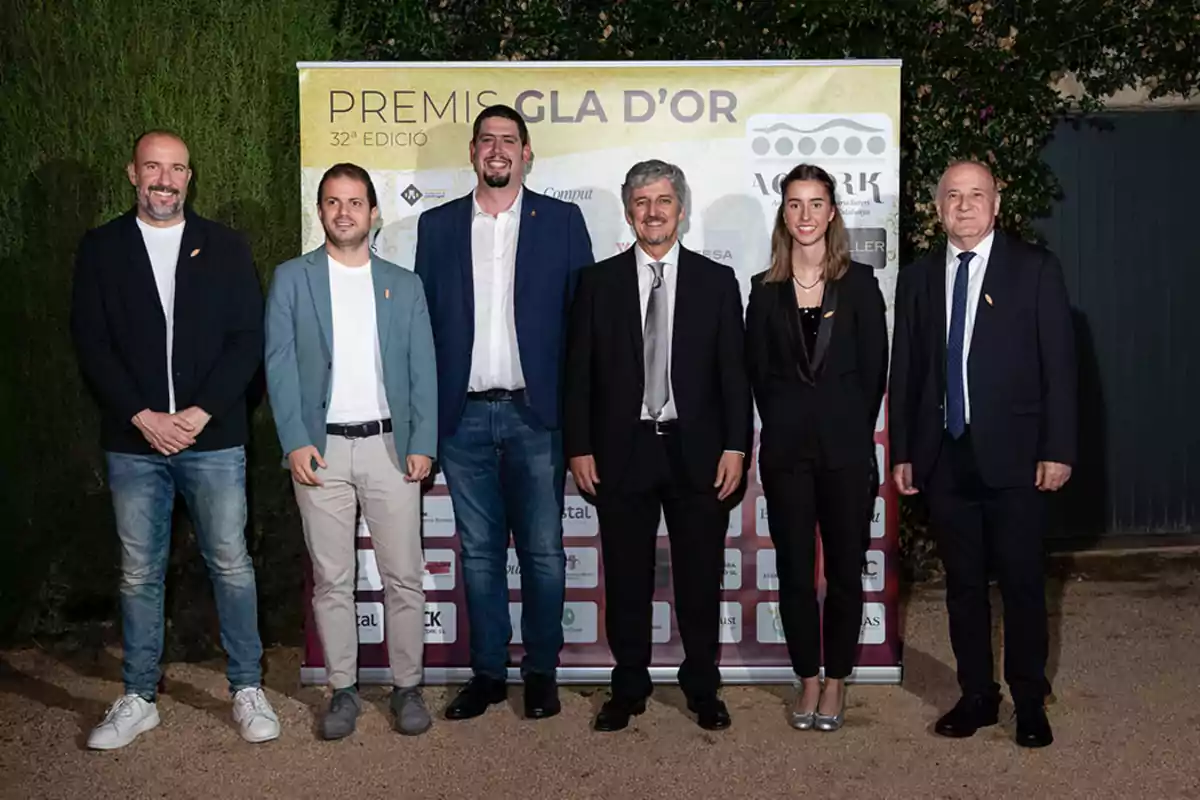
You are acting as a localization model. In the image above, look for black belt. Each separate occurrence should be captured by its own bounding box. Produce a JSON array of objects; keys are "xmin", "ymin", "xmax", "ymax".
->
[
  {"xmin": 326, "ymin": 419, "xmax": 392, "ymax": 438},
  {"xmin": 466, "ymin": 388, "xmax": 524, "ymax": 402},
  {"xmin": 639, "ymin": 419, "xmax": 679, "ymax": 436}
]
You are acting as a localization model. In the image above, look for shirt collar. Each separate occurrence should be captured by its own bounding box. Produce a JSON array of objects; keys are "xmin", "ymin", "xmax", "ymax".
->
[
  {"xmin": 635, "ymin": 239, "xmax": 681, "ymax": 272},
  {"xmin": 472, "ymin": 187, "xmax": 524, "ymax": 219},
  {"xmin": 947, "ymin": 229, "xmax": 995, "ymax": 266}
]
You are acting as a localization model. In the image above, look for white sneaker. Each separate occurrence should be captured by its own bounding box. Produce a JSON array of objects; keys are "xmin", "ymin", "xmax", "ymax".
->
[
  {"xmin": 87, "ymin": 694, "xmax": 160, "ymax": 750},
  {"xmin": 232, "ymin": 687, "xmax": 280, "ymax": 743}
]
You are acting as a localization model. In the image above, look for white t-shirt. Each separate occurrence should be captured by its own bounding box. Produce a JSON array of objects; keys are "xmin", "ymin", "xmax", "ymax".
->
[
  {"xmin": 136, "ymin": 218, "xmax": 184, "ymax": 413},
  {"xmin": 326, "ymin": 255, "xmax": 391, "ymax": 423}
]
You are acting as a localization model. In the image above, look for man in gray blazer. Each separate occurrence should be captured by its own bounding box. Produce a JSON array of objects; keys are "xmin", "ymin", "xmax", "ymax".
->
[{"xmin": 265, "ymin": 163, "xmax": 437, "ymax": 739}]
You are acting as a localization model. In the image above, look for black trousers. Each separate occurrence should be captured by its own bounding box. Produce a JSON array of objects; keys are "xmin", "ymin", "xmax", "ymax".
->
[
  {"xmin": 761, "ymin": 459, "xmax": 870, "ymax": 679},
  {"xmin": 596, "ymin": 423, "xmax": 728, "ymax": 701},
  {"xmin": 927, "ymin": 429, "xmax": 1048, "ymax": 706}
]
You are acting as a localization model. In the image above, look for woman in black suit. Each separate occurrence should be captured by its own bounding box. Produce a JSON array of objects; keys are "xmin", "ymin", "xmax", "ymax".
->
[{"xmin": 745, "ymin": 163, "xmax": 887, "ymax": 732}]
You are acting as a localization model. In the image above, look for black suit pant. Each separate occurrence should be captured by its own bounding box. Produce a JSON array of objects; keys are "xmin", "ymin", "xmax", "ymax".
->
[
  {"xmin": 761, "ymin": 459, "xmax": 870, "ymax": 679},
  {"xmin": 596, "ymin": 423, "xmax": 727, "ymax": 701},
  {"xmin": 927, "ymin": 428, "xmax": 1048, "ymax": 706}
]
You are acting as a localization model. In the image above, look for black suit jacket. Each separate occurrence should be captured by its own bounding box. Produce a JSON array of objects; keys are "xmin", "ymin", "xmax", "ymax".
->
[
  {"xmin": 745, "ymin": 261, "xmax": 888, "ymax": 473},
  {"xmin": 71, "ymin": 208, "xmax": 264, "ymax": 454},
  {"xmin": 889, "ymin": 231, "xmax": 1077, "ymax": 489},
  {"xmin": 564, "ymin": 245, "xmax": 752, "ymax": 492}
]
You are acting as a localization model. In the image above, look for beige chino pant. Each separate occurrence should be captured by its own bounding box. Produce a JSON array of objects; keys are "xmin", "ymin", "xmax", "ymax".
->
[{"xmin": 294, "ymin": 433, "xmax": 423, "ymax": 689}]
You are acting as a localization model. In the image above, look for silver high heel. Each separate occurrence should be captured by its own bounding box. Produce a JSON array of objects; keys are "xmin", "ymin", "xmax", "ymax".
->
[
  {"xmin": 789, "ymin": 681, "xmax": 818, "ymax": 730},
  {"xmin": 814, "ymin": 685, "xmax": 847, "ymax": 732}
]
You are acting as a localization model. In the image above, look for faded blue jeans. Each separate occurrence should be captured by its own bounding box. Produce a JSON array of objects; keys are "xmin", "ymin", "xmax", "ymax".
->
[
  {"xmin": 106, "ymin": 446, "xmax": 263, "ymax": 700},
  {"xmin": 441, "ymin": 397, "xmax": 566, "ymax": 680}
]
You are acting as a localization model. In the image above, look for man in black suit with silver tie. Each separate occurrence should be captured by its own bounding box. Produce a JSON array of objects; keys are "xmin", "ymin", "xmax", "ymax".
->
[{"xmin": 890, "ymin": 159, "xmax": 1077, "ymax": 749}]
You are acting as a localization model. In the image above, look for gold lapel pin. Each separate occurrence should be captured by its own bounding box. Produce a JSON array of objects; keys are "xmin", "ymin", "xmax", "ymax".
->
[
  {"xmin": 984, "ymin": 293, "xmax": 994, "ymax": 306},
  {"xmin": 190, "ymin": 248, "xmax": 201, "ymax": 258},
  {"xmin": 385, "ymin": 288, "xmax": 391, "ymax": 299},
  {"xmin": 530, "ymin": 209, "xmax": 537, "ymax": 217},
  {"xmin": 823, "ymin": 310, "xmax": 835, "ymax": 318}
]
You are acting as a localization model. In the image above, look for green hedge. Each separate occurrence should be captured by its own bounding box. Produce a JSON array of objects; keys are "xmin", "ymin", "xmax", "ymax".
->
[{"xmin": 1, "ymin": 0, "xmax": 1196, "ymax": 646}]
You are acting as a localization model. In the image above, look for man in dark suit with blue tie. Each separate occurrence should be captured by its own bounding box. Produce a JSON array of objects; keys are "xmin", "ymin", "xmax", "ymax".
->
[
  {"xmin": 890, "ymin": 160, "xmax": 1077, "ymax": 749},
  {"xmin": 414, "ymin": 105, "xmax": 594, "ymax": 721}
]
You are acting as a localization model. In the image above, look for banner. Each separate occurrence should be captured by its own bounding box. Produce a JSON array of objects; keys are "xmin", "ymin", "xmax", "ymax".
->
[{"xmin": 297, "ymin": 60, "xmax": 902, "ymax": 685}]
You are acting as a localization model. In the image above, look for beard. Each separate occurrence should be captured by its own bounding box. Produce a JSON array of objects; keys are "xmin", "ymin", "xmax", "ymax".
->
[
  {"xmin": 483, "ymin": 171, "xmax": 511, "ymax": 188},
  {"xmin": 639, "ymin": 218, "xmax": 672, "ymax": 245},
  {"xmin": 139, "ymin": 185, "xmax": 183, "ymax": 221},
  {"xmin": 324, "ymin": 224, "xmax": 369, "ymax": 249}
]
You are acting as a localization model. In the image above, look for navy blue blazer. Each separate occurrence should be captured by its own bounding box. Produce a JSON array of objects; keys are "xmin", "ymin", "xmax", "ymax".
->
[{"xmin": 414, "ymin": 189, "xmax": 594, "ymax": 439}]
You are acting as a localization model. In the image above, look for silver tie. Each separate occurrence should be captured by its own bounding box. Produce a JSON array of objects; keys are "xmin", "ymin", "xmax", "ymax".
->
[{"xmin": 643, "ymin": 261, "xmax": 669, "ymax": 418}]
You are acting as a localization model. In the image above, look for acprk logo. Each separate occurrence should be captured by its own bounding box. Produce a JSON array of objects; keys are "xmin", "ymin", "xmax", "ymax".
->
[{"xmin": 423, "ymin": 602, "xmax": 457, "ymax": 644}]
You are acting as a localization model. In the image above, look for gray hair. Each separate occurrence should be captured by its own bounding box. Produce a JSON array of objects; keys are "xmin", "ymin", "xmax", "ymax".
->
[{"xmin": 621, "ymin": 159, "xmax": 689, "ymax": 212}]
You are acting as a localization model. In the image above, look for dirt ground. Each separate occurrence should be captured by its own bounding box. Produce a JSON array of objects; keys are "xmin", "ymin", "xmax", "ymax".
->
[{"xmin": 3, "ymin": 555, "xmax": 1199, "ymax": 800}]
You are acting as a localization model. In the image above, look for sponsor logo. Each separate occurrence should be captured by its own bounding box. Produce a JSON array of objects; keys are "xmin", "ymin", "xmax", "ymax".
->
[
  {"xmin": 862, "ymin": 551, "xmax": 885, "ymax": 593},
  {"xmin": 561, "ymin": 601, "xmax": 599, "ymax": 643},
  {"xmin": 756, "ymin": 549, "xmax": 778, "ymax": 591},
  {"xmin": 848, "ymin": 227, "xmax": 887, "ymax": 270},
  {"xmin": 421, "ymin": 495, "xmax": 456, "ymax": 537},
  {"xmin": 756, "ymin": 601, "xmax": 787, "ymax": 644},
  {"xmin": 356, "ymin": 602, "xmax": 384, "ymax": 644},
  {"xmin": 565, "ymin": 547, "xmax": 600, "ymax": 589},
  {"xmin": 509, "ymin": 603, "xmax": 523, "ymax": 644},
  {"xmin": 755, "ymin": 495, "xmax": 770, "ymax": 536},
  {"xmin": 859, "ymin": 602, "xmax": 885, "ymax": 645},
  {"xmin": 422, "ymin": 548, "xmax": 456, "ymax": 591},
  {"xmin": 870, "ymin": 497, "xmax": 886, "ymax": 539},
  {"xmin": 562, "ymin": 495, "xmax": 598, "ymax": 537},
  {"xmin": 400, "ymin": 184, "xmax": 423, "ymax": 206},
  {"xmin": 355, "ymin": 548, "xmax": 383, "ymax": 592},
  {"xmin": 719, "ymin": 601, "xmax": 743, "ymax": 644},
  {"xmin": 654, "ymin": 547, "xmax": 671, "ymax": 589},
  {"xmin": 874, "ymin": 443, "xmax": 886, "ymax": 488},
  {"xmin": 722, "ymin": 548, "xmax": 742, "ymax": 590},
  {"xmin": 506, "ymin": 548, "xmax": 521, "ymax": 590},
  {"xmin": 424, "ymin": 602, "xmax": 457, "ymax": 644},
  {"xmin": 542, "ymin": 187, "xmax": 594, "ymax": 202},
  {"xmin": 652, "ymin": 601, "xmax": 672, "ymax": 644},
  {"xmin": 726, "ymin": 501, "xmax": 743, "ymax": 538}
]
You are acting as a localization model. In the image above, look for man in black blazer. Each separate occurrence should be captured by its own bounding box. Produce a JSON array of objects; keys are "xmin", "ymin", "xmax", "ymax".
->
[
  {"xmin": 565, "ymin": 159, "xmax": 752, "ymax": 732},
  {"xmin": 890, "ymin": 160, "xmax": 1077, "ymax": 748},
  {"xmin": 71, "ymin": 131, "xmax": 278, "ymax": 750}
]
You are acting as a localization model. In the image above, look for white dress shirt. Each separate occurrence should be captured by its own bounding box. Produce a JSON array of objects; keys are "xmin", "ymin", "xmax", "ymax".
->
[
  {"xmin": 326, "ymin": 256, "xmax": 390, "ymax": 424},
  {"xmin": 945, "ymin": 230, "xmax": 995, "ymax": 424},
  {"xmin": 468, "ymin": 189, "xmax": 525, "ymax": 392},
  {"xmin": 637, "ymin": 241, "xmax": 680, "ymax": 422}
]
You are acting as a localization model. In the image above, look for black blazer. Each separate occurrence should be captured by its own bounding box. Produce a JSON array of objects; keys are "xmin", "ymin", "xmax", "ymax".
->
[
  {"xmin": 746, "ymin": 261, "xmax": 888, "ymax": 473},
  {"xmin": 71, "ymin": 208, "xmax": 264, "ymax": 454},
  {"xmin": 564, "ymin": 245, "xmax": 753, "ymax": 492},
  {"xmin": 889, "ymin": 232, "xmax": 1077, "ymax": 489}
]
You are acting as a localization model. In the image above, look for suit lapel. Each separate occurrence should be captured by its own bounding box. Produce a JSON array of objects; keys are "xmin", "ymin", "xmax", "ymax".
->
[
  {"xmin": 777, "ymin": 280, "xmax": 812, "ymax": 383},
  {"xmin": 456, "ymin": 195, "xmax": 474, "ymax": 322},
  {"xmin": 122, "ymin": 211, "xmax": 168, "ymax": 326},
  {"xmin": 373, "ymin": 258, "xmax": 394, "ymax": 358},
  {"xmin": 619, "ymin": 249, "xmax": 642, "ymax": 366},
  {"xmin": 810, "ymin": 278, "xmax": 838, "ymax": 376},
  {"xmin": 171, "ymin": 215, "xmax": 207, "ymax": 334},
  {"xmin": 928, "ymin": 250, "xmax": 948, "ymax": 386},
  {"xmin": 970, "ymin": 232, "xmax": 1012, "ymax": 368},
  {"xmin": 514, "ymin": 190, "xmax": 538, "ymax": 302},
  {"xmin": 303, "ymin": 248, "xmax": 334, "ymax": 353},
  {"xmin": 671, "ymin": 248, "xmax": 695, "ymax": 391}
]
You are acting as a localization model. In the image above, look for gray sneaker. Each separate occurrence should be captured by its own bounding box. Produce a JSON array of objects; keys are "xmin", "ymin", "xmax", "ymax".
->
[
  {"xmin": 321, "ymin": 689, "xmax": 361, "ymax": 740},
  {"xmin": 390, "ymin": 686, "xmax": 432, "ymax": 736}
]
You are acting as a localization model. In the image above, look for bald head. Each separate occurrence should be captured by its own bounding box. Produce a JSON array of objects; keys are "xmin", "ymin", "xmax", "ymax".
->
[
  {"xmin": 935, "ymin": 160, "xmax": 1000, "ymax": 250},
  {"xmin": 127, "ymin": 131, "xmax": 192, "ymax": 226}
]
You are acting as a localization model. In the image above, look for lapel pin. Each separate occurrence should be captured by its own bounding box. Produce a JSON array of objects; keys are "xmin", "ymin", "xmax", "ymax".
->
[
  {"xmin": 823, "ymin": 310, "xmax": 835, "ymax": 318},
  {"xmin": 385, "ymin": 288, "xmax": 391, "ymax": 299},
  {"xmin": 190, "ymin": 248, "xmax": 200, "ymax": 258},
  {"xmin": 984, "ymin": 293, "xmax": 994, "ymax": 306},
  {"xmin": 530, "ymin": 209, "xmax": 537, "ymax": 218}
]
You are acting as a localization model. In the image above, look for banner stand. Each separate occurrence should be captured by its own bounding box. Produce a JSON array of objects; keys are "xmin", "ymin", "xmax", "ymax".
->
[{"xmin": 300, "ymin": 666, "xmax": 903, "ymax": 686}]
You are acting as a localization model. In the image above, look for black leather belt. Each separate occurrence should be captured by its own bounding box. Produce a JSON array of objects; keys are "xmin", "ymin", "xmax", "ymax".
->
[
  {"xmin": 639, "ymin": 419, "xmax": 678, "ymax": 436},
  {"xmin": 466, "ymin": 389, "xmax": 524, "ymax": 402},
  {"xmin": 326, "ymin": 419, "xmax": 392, "ymax": 438}
]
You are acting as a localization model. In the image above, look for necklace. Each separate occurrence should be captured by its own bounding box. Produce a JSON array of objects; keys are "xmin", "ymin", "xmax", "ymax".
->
[{"xmin": 792, "ymin": 274, "xmax": 824, "ymax": 291}]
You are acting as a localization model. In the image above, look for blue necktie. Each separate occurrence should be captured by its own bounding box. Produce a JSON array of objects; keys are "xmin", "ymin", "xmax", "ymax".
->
[{"xmin": 946, "ymin": 251, "xmax": 975, "ymax": 439}]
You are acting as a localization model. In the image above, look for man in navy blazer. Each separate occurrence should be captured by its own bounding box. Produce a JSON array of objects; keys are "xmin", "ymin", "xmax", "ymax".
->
[
  {"xmin": 890, "ymin": 160, "xmax": 1077, "ymax": 749},
  {"xmin": 266, "ymin": 163, "xmax": 438, "ymax": 739},
  {"xmin": 415, "ymin": 105, "xmax": 594, "ymax": 721}
]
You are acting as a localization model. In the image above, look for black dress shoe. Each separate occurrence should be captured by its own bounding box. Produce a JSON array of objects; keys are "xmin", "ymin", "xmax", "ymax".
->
[
  {"xmin": 523, "ymin": 673, "xmax": 561, "ymax": 719},
  {"xmin": 934, "ymin": 694, "xmax": 1000, "ymax": 738},
  {"xmin": 593, "ymin": 696, "xmax": 647, "ymax": 732},
  {"xmin": 1015, "ymin": 704, "xmax": 1054, "ymax": 748},
  {"xmin": 444, "ymin": 676, "xmax": 507, "ymax": 720},
  {"xmin": 687, "ymin": 695, "xmax": 732, "ymax": 731}
]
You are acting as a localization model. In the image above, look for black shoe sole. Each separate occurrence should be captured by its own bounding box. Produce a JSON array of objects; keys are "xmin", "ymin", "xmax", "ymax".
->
[
  {"xmin": 525, "ymin": 704, "xmax": 562, "ymax": 720},
  {"xmin": 593, "ymin": 700, "xmax": 646, "ymax": 732},
  {"xmin": 934, "ymin": 714, "xmax": 999, "ymax": 738},
  {"xmin": 444, "ymin": 694, "xmax": 507, "ymax": 721}
]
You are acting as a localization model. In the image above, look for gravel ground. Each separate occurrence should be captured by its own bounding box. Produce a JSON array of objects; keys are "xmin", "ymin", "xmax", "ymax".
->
[{"xmin": 3, "ymin": 568, "xmax": 1199, "ymax": 800}]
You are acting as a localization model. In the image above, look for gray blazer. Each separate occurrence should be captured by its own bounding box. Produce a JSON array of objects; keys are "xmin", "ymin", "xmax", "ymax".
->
[{"xmin": 265, "ymin": 246, "xmax": 437, "ymax": 462}]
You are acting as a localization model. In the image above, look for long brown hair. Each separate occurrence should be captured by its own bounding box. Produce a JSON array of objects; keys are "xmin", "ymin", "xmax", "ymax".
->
[{"xmin": 763, "ymin": 163, "xmax": 850, "ymax": 283}]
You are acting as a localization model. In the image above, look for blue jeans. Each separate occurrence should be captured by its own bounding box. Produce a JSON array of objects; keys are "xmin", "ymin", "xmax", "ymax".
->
[
  {"xmin": 441, "ymin": 398, "xmax": 566, "ymax": 680},
  {"xmin": 106, "ymin": 446, "xmax": 263, "ymax": 699}
]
